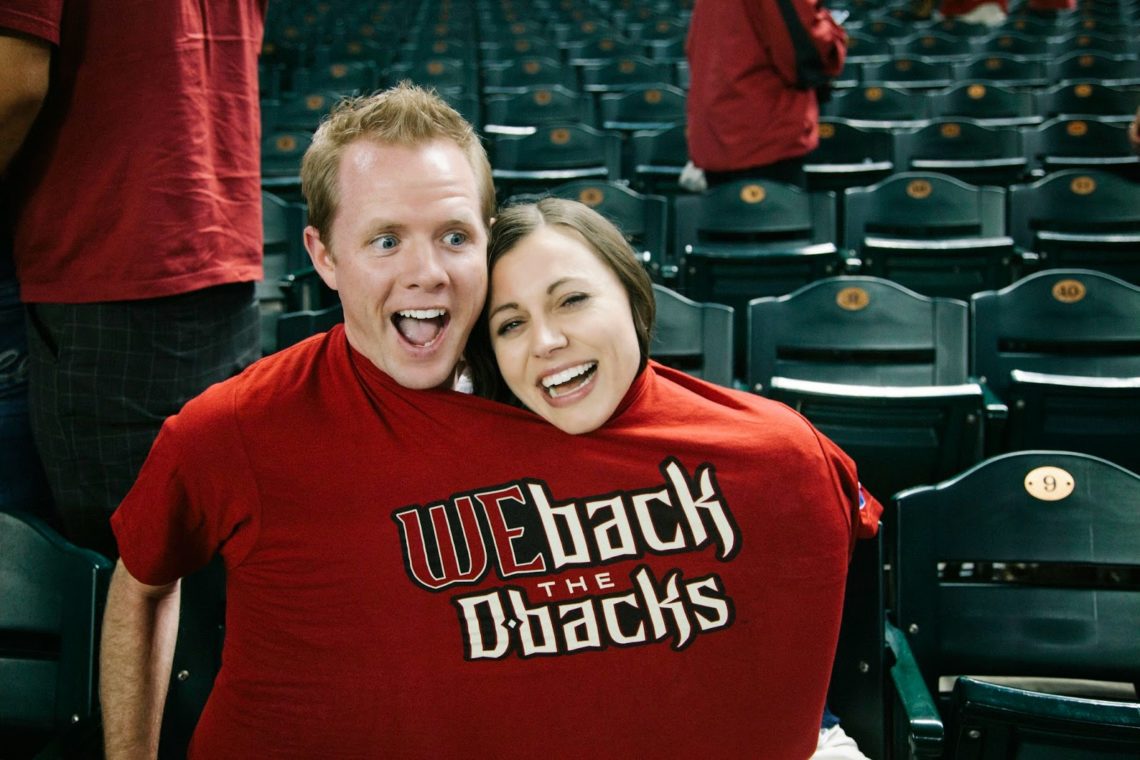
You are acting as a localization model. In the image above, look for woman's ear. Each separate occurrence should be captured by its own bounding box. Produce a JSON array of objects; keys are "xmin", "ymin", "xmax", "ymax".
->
[{"xmin": 303, "ymin": 226, "xmax": 339, "ymax": 292}]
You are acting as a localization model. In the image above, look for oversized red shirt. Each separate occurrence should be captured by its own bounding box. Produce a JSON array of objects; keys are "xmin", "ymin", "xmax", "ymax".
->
[
  {"xmin": 113, "ymin": 327, "xmax": 882, "ymax": 759},
  {"xmin": 0, "ymin": 0, "xmax": 265, "ymax": 302}
]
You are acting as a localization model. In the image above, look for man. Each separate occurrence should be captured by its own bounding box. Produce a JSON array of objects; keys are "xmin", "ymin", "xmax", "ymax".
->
[
  {"xmin": 685, "ymin": 0, "xmax": 847, "ymax": 188},
  {"xmin": 0, "ymin": 26, "xmax": 51, "ymax": 517},
  {"xmin": 103, "ymin": 84, "xmax": 878, "ymax": 759},
  {"xmin": 0, "ymin": 1, "xmax": 265, "ymax": 558}
]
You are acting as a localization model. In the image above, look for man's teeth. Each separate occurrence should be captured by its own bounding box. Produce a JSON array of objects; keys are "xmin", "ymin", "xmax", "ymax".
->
[
  {"xmin": 542, "ymin": 362, "xmax": 596, "ymax": 396},
  {"xmin": 397, "ymin": 308, "xmax": 446, "ymax": 319}
]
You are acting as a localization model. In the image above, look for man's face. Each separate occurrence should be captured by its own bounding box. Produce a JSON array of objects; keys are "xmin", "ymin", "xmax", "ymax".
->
[{"xmin": 305, "ymin": 139, "xmax": 488, "ymax": 389}]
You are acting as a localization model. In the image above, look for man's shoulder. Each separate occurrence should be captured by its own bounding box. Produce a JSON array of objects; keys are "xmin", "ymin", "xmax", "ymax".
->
[{"xmin": 177, "ymin": 330, "xmax": 342, "ymax": 428}]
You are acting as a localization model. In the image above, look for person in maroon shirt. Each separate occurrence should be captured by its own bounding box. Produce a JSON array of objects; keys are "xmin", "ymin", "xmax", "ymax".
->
[{"xmin": 0, "ymin": 0, "xmax": 266, "ymax": 558}]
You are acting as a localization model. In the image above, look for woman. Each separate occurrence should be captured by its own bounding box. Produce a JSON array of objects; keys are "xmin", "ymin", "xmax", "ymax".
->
[{"xmin": 466, "ymin": 198, "xmax": 876, "ymax": 759}]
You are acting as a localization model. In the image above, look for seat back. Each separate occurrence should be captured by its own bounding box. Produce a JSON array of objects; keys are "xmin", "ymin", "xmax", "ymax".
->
[
  {"xmin": 1036, "ymin": 82, "xmax": 1140, "ymax": 121},
  {"xmin": 1007, "ymin": 171, "xmax": 1140, "ymax": 282},
  {"xmin": 893, "ymin": 451, "xmax": 1140, "ymax": 694},
  {"xmin": 861, "ymin": 57, "xmax": 955, "ymax": 91},
  {"xmin": 846, "ymin": 171, "xmax": 1005, "ymax": 243},
  {"xmin": 491, "ymin": 123, "xmax": 623, "ymax": 199},
  {"xmin": 748, "ymin": 276, "xmax": 970, "ymax": 391},
  {"xmin": 844, "ymin": 172, "xmax": 1012, "ymax": 298},
  {"xmin": 948, "ymin": 677, "xmax": 1140, "ymax": 759},
  {"xmin": 894, "ymin": 119, "xmax": 1026, "ymax": 187},
  {"xmin": 675, "ymin": 180, "xmax": 842, "ymax": 378},
  {"xmin": 952, "ymin": 54, "xmax": 1048, "ymax": 87},
  {"xmin": 0, "ymin": 510, "xmax": 112, "ymax": 749},
  {"xmin": 546, "ymin": 180, "xmax": 671, "ymax": 281},
  {"xmin": 482, "ymin": 86, "xmax": 595, "ymax": 134},
  {"xmin": 649, "ymin": 285, "xmax": 734, "ymax": 387},
  {"xmin": 822, "ymin": 85, "xmax": 931, "ymax": 130},
  {"xmin": 804, "ymin": 119, "xmax": 895, "ymax": 193},
  {"xmin": 971, "ymin": 268, "xmax": 1140, "ymax": 395},
  {"xmin": 628, "ymin": 124, "xmax": 689, "ymax": 195},
  {"xmin": 1021, "ymin": 118, "xmax": 1139, "ymax": 181},
  {"xmin": 928, "ymin": 81, "xmax": 1041, "ymax": 128},
  {"xmin": 598, "ymin": 84, "xmax": 685, "ymax": 132},
  {"xmin": 482, "ymin": 56, "xmax": 575, "ymax": 94},
  {"xmin": 768, "ymin": 377, "xmax": 986, "ymax": 502},
  {"xmin": 578, "ymin": 54, "xmax": 675, "ymax": 94}
]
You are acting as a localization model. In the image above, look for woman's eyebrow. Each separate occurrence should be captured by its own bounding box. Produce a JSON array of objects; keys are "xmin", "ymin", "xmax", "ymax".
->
[{"xmin": 488, "ymin": 301, "xmax": 519, "ymax": 320}]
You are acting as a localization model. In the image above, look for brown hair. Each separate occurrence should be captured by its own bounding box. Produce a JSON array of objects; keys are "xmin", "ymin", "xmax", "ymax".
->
[
  {"xmin": 300, "ymin": 82, "xmax": 495, "ymax": 243},
  {"xmin": 467, "ymin": 197, "xmax": 656, "ymax": 403}
]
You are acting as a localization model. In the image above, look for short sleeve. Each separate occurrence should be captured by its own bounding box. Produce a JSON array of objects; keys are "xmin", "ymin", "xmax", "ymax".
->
[
  {"xmin": 0, "ymin": 1, "xmax": 63, "ymax": 45},
  {"xmin": 815, "ymin": 430, "xmax": 884, "ymax": 552},
  {"xmin": 111, "ymin": 384, "xmax": 261, "ymax": 585}
]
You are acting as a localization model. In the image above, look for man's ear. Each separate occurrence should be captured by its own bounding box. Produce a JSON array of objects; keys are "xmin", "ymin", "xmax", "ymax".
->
[{"xmin": 303, "ymin": 225, "xmax": 339, "ymax": 292}]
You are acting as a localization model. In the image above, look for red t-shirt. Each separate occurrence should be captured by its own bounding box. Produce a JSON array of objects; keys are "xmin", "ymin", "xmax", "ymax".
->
[
  {"xmin": 0, "ymin": 1, "xmax": 265, "ymax": 303},
  {"xmin": 113, "ymin": 327, "xmax": 881, "ymax": 759},
  {"xmin": 685, "ymin": 0, "xmax": 847, "ymax": 172}
]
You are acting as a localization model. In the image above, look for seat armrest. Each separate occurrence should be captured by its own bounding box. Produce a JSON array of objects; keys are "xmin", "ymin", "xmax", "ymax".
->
[
  {"xmin": 973, "ymin": 378, "xmax": 1008, "ymax": 456},
  {"xmin": 886, "ymin": 621, "xmax": 944, "ymax": 759}
]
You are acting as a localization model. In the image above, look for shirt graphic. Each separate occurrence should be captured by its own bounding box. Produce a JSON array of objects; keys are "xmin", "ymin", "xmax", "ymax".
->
[{"xmin": 393, "ymin": 457, "xmax": 743, "ymax": 660}]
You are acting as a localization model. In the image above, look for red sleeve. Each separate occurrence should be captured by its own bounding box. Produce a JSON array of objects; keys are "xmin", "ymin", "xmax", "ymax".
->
[
  {"xmin": 746, "ymin": 0, "xmax": 847, "ymax": 88},
  {"xmin": 111, "ymin": 382, "xmax": 262, "ymax": 585},
  {"xmin": 814, "ymin": 430, "xmax": 884, "ymax": 556},
  {"xmin": 0, "ymin": 0, "xmax": 62, "ymax": 44}
]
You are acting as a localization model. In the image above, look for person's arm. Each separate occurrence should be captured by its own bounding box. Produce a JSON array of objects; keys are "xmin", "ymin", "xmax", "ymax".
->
[
  {"xmin": 748, "ymin": 0, "xmax": 847, "ymax": 89},
  {"xmin": 0, "ymin": 29, "xmax": 51, "ymax": 172},
  {"xmin": 100, "ymin": 560, "xmax": 182, "ymax": 760}
]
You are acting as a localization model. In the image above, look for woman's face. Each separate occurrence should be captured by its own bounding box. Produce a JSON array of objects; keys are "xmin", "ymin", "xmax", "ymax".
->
[{"xmin": 487, "ymin": 225, "xmax": 642, "ymax": 434}]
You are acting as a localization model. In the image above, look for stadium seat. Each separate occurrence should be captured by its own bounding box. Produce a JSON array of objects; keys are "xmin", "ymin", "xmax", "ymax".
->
[
  {"xmin": 928, "ymin": 81, "xmax": 1042, "ymax": 128},
  {"xmin": 747, "ymin": 276, "xmax": 984, "ymax": 500},
  {"xmin": 482, "ymin": 56, "xmax": 576, "ymax": 95},
  {"xmin": 490, "ymin": 124, "xmax": 623, "ymax": 199},
  {"xmin": 1036, "ymin": 82, "xmax": 1140, "ymax": 124},
  {"xmin": 675, "ymin": 180, "xmax": 842, "ymax": 378},
  {"xmin": 946, "ymin": 677, "xmax": 1140, "ymax": 758},
  {"xmin": 861, "ymin": 57, "xmax": 955, "ymax": 91},
  {"xmin": 627, "ymin": 124, "xmax": 690, "ymax": 196},
  {"xmin": 577, "ymin": 54, "xmax": 675, "ymax": 95},
  {"xmin": 894, "ymin": 119, "xmax": 1027, "ymax": 187},
  {"xmin": 482, "ymin": 86, "xmax": 595, "ymax": 135},
  {"xmin": 974, "ymin": 31, "xmax": 1050, "ymax": 59},
  {"xmin": 891, "ymin": 32, "xmax": 977, "ymax": 61},
  {"xmin": 970, "ymin": 268, "xmax": 1140, "ymax": 470},
  {"xmin": 389, "ymin": 57, "xmax": 477, "ymax": 96},
  {"xmin": 1021, "ymin": 118, "xmax": 1140, "ymax": 181},
  {"xmin": 952, "ymin": 54, "xmax": 1048, "ymax": 88},
  {"xmin": 542, "ymin": 180, "xmax": 672, "ymax": 282},
  {"xmin": 597, "ymin": 84, "xmax": 686, "ymax": 133},
  {"xmin": 0, "ymin": 510, "xmax": 112, "ymax": 758},
  {"xmin": 822, "ymin": 85, "xmax": 931, "ymax": 130},
  {"xmin": 1008, "ymin": 170, "xmax": 1140, "ymax": 283},
  {"xmin": 844, "ymin": 172, "xmax": 1015, "ymax": 300},
  {"xmin": 649, "ymin": 285, "xmax": 734, "ymax": 387},
  {"xmin": 888, "ymin": 450, "xmax": 1140, "ymax": 759},
  {"xmin": 1047, "ymin": 51, "xmax": 1140, "ymax": 87},
  {"xmin": 804, "ymin": 119, "xmax": 896, "ymax": 194}
]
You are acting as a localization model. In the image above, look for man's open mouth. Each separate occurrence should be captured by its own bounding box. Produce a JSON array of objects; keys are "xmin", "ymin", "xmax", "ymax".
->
[{"xmin": 393, "ymin": 308, "xmax": 449, "ymax": 347}]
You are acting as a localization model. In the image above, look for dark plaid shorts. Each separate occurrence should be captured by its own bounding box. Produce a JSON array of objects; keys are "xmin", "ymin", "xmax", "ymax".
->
[{"xmin": 26, "ymin": 282, "xmax": 260, "ymax": 557}]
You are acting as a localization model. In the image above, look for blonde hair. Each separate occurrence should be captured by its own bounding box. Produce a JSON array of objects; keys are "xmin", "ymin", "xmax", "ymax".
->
[{"xmin": 300, "ymin": 82, "xmax": 495, "ymax": 242}]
